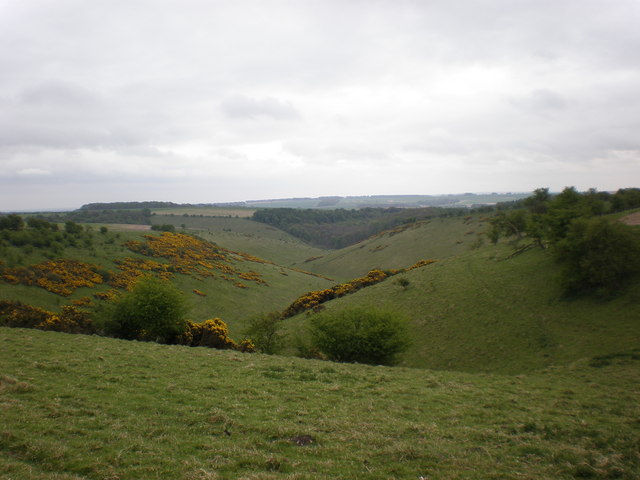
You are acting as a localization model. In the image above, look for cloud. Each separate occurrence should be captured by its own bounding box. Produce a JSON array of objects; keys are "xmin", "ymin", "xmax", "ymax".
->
[
  {"xmin": 220, "ymin": 94, "xmax": 300, "ymax": 120},
  {"xmin": 508, "ymin": 89, "xmax": 567, "ymax": 115},
  {"xmin": 17, "ymin": 168, "xmax": 51, "ymax": 176},
  {"xmin": 0, "ymin": 0, "xmax": 639, "ymax": 210}
]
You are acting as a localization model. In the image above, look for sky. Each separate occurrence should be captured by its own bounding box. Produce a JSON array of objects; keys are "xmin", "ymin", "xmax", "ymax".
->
[{"xmin": 1, "ymin": 0, "xmax": 640, "ymax": 211}]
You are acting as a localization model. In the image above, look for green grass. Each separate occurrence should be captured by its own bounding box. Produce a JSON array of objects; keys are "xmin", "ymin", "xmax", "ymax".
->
[
  {"xmin": 0, "ymin": 229, "xmax": 150, "ymax": 312},
  {"xmin": 0, "ymin": 227, "xmax": 333, "ymax": 337},
  {"xmin": 285, "ymin": 243, "xmax": 640, "ymax": 373},
  {"xmin": 151, "ymin": 215, "xmax": 328, "ymax": 266},
  {"xmin": 171, "ymin": 263, "xmax": 332, "ymax": 337},
  {"xmin": 302, "ymin": 214, "xmax": 489, "ymax": 280},
  {"xmin": 1, "ymin": 327, "xmax": 638, "ymax": 479}
]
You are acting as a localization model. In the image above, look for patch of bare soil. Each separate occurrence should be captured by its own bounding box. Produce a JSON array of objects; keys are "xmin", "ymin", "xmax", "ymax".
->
[{"xmin": 620, "ymin": 212, "xmax": 640, "ymax": 226}]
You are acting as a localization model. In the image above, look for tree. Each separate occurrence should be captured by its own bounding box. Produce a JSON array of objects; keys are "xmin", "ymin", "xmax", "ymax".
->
[
  {"xmin": 0, "ymin": 214, "xmax": 25, "ymax": 231},
  {"xmin": 554, "ymin": 218, "xmax": 640, "ymax": 297},
  {"xmin": 542, "ymin": 186, "xmax": 606, "ymax": 243},
  {"xmin": 489, "ymin": 210, "xmax": 528, "ymax": 242},
  {"xmin": 522, "ymin": 187, "xmax": 550, "ymax": 214},
  {"xmin": 242, "ymin": 312, "xmax": 285, "ymax": 354},
  {"xmin": 64, "ymin": 221, "xmax": 83, "ymax": 235},
  {"xmin": 309, "ymin": 307, "xmax": 409, "ymax": 365},
  {"xmin": 106, "ymin": 276, "xmax": 189, "ymax": 343}
]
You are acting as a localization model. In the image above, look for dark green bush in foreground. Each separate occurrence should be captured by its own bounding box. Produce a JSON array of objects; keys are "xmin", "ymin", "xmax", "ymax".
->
[
  {"xmin": 106, "ymin": 276, "xmax": 189, "ymax": 343},
  {"xmin": 309, "ymin": 307, "xmax": 409, "ymax": 365}
]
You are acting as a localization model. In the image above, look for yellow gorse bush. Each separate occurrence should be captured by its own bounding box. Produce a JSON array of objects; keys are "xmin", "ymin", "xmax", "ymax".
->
[
  {"xmin": 178, "ymin": 318, "xmax": 255, "ymax": 352},
  {"xmin": 282, "ymin": 260, "xmax": 436, "ymax": 317},
  {"xmin": 0, "ymin": 232, "xmax": 273, "ymax": 299},
  {"xmin": 0, "ymin": 301, "xmax": 94, "ymax": 334},
  {"xmin": 1, "ymin": 260, "xmax": 103, "ymax": 296},
  {"xmin": 109, "ymin": 258, "xmax": 171, "ymax": 291},
  {"xmin": 124, "ymin": 232, "xmax": 269, "ymax": 288}
]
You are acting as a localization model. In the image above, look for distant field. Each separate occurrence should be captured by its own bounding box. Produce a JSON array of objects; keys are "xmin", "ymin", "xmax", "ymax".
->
[
  {"xmin": 244, "ymin": 193, "xmax": 530, "ymax": 209},
  {"xmin": 151, "ymin": 207, "xmax": 256, "ymax": 217},
  {"xmin": 105, "ymin": 223, "xmax": 151, "ymax": 231}
]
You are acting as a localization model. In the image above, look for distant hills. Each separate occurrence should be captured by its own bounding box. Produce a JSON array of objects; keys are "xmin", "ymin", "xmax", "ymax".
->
[{"xmin": 76, "ymin": 192, "xmax": 530, "ymax": 212}]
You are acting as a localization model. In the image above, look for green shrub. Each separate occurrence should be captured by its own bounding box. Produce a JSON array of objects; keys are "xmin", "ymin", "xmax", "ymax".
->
[
  {"xmin": 242, "ymin": 312, "xmax": 285, "ymax": 354},
  {"xmin": 309, "ymin": 307, "xmax": 409, "ymax": 365},
  {"xmin": 106, "ymin": 276, "xmax": 189, "ymax": 343},
  {"xmin": 555, "ymin": 218, "xmax": 640, "ymax": 297}
]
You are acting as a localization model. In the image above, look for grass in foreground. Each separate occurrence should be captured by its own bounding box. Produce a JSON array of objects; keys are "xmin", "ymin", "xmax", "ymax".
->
[{"xmin": 1, "ymin": 328, "xmax": 639, "ymax": 479}]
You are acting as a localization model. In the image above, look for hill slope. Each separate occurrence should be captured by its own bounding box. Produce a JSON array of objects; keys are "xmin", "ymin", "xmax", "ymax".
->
[
  {"xmin": 1, "ymin": 327, "xmax": 638, "ymax": 480},
  {"xmin": 0, "ymin": 227, "xmax": 332, "ymax": 337},
  {"xmin": 300, "ymin": 214, "xmax": 488, "ymax": 280},
  {"xmin": 150, "ymin": 214, "xmax": 328, "ymax": 267},
  {"xmin": 285, "ymin": 243, "xmax": 640, "ymax": 373}
]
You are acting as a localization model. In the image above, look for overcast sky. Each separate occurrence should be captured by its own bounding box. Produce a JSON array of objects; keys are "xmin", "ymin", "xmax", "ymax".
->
[{"xmin": 1, "ymin": 0, "xmax": 639, "ymax": 211}]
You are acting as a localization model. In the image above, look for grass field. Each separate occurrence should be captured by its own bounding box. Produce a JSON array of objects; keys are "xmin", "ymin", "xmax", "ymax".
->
[
  {"xmin": 1, "ymin": 327, "xmax": 638, "ymax": 480},
  {"xmin": 151, "ymin": 207, "xmax": 256, "ymax": 218}
]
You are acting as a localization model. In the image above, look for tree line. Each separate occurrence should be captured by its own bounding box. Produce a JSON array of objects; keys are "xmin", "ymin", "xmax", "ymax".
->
[
  {"xmin": 490, "ymin": 187, "xmax": 640, "ymax": 297},
  {"xmin": 252, "ymin": 207, "xmax": 444, "ymax": 248}
]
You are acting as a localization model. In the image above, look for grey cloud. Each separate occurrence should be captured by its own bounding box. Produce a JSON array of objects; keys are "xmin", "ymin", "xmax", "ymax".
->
[
  {"xmin": 19, "ymin": 81, "xmax": 101, "ymax": 107},
  {"xmin": 1, "ymin": 0, "xmax": 639, "ymax": 210},
  {"xmin": 220, "ymin": 94, "xmax": 300, "ymax": 120},
  {"xmin": 508, "ymin": 89, "xmax": 567, "ymax": 115}
]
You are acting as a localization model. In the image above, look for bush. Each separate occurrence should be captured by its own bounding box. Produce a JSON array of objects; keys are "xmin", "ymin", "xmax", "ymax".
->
[
  {"xmin": 555, "ymin": 218, "xmax": 640, "ymax": 297},
  {"xmin": 106, "ymin": 276, "xmax": 189, "ymax": 343},
  {"xmin": 179, "ymin": 318, "xmax": 236, "ymax": 349},
  {"xmin": 309, "ymin": 307, "xmax": 409, "ymax": 365},
  {"xmin": 242, "ymin": 312, "xmax": 285, "ymax": 354},
  {"xmin": 178, "ymin": 318, "xmax": 256, "ymax": 352}
]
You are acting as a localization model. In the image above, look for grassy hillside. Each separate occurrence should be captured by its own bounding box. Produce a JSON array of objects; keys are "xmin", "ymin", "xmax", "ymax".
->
[
  {"xmin": 0, "ymin": 227, "xmax": 332, "ymax": 337},
  {"xmin": 301, "ymin": 214, "xmax": 487, "ymax": 280},
  {"xmin": 285, "ymin": 243, "xmax": 640, "ymax": 373},
  {"xmin": 2, "ymin": 327, "xmax": 638, "ymax": 480},
  {"xmin": 151, "ymin": 215, "xmax": 328, "ymax": 267}
]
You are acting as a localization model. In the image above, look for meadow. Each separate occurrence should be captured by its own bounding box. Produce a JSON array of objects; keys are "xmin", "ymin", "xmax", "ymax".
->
[{"xmin": 1, "ymin": 328, "xmax": 638, "ymax": 480}]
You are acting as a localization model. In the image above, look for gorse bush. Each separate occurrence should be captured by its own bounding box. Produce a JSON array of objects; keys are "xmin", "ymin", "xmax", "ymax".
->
[
  {"xmin": 179, "ymin": 318, "xmax": 236, "ymax": 349},
  {"xmin": 309, "ymin": 307, "xmax": 409, "ymax": 365},
  {"xmin": 0, "ymin": 301, "xmax": 94, "ymax": 334}
]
